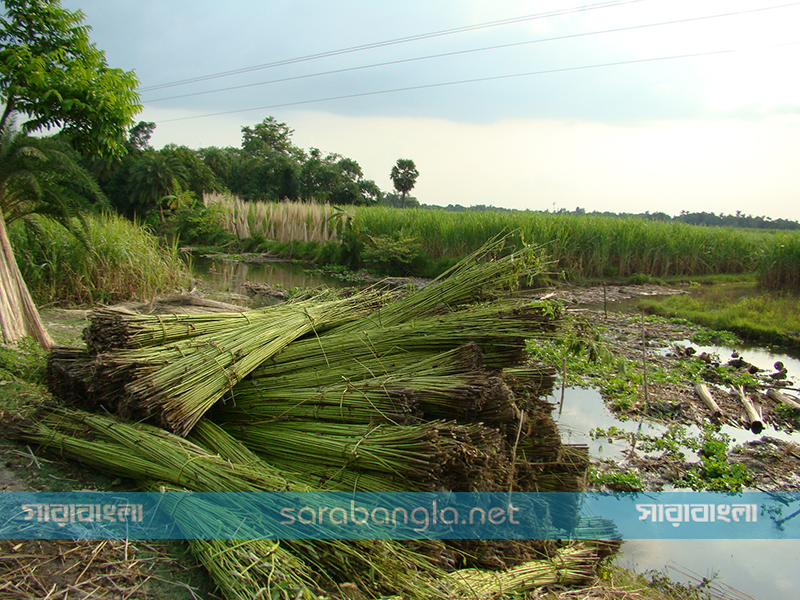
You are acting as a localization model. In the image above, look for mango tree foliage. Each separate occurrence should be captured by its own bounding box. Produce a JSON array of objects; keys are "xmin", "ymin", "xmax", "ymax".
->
[{"xmin": 0, "ymin": 0, "xmax": 141, "ymax": 158}]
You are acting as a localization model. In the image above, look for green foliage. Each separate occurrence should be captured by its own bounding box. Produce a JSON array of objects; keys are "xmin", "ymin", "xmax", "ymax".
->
[
  {"xmin": 10, "ymin": 212, "xmax": 187, "ymax": 306},
  {"xmin": 588, "ymin": 467, "xmax": 643, "ymax": 491},
  {"xmin": 199, "ymin": 119, "xmax": 380, "ymax": 205},
  {"xmin": 169, "ymin": 201, "xmax": 232, "ymax": 246},
  {"xmin": 684, "ymin": 426, "xmax": 752, "ymax": 492},
  {"xmin": 592, "ymin": 424, "xmax": 752, "ymax": 492},
  {"xmin": 361, "ymin": 234, "xmax": 425, "ymax": 276},
  {"xmin": 0, "ymin": 123, "xmax": 106, "ymax": 227},
  {"xmin": 0, "ymin": 0, "xmax": 141, "ymax": 158},
  {"xmin": 688, "ymin": 328, "xmax": 741, "ymax": 347},
  {"xmin": 527, "ymin": 316, "xmax": 634, "ymax": 404},
  {"xmin": 127, "ymin": 149, "xmax": 189, "ymax": 223},
  {"xmin": 0, "ymin": 335, "xmax": 47, "ymax": 383}
]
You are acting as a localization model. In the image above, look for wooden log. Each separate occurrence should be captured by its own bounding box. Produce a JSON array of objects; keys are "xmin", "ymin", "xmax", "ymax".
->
[
  {"xmin": 734, "ymin": 386, "xmax": 764, "ymax": 434},
  {"xmin": 694, "ymin": 383, "xmax": 722, "ymax": 419},
  {"xmin": 767, "ymin": 388, "xmax": 800, "ymax": 411}
]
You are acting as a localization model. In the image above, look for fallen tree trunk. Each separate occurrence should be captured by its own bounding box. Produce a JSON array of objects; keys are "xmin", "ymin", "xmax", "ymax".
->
[
  {"xmin": 694, "ymin": 383, "xmax": 722, "ymax": 419},
  {"xmin": 734, "ymin": 386, "xmax": 764, "ymax": 434},
  {"xmin": 767, "ymin": 388, "xmax": 800, "ymax": 411}
]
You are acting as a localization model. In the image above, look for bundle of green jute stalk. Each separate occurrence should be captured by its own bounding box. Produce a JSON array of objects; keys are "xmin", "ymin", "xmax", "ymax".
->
[
  {"xmin": 218, "ymin": 343, "xmax": 489, "ymax": 425},
  {"xmin": 11, "ymin": 408, "xmax": 310, "ymax": 493},
  {"xmin": 216, "ymin": 419, "xmax": 510, "ymax": 492},
  {"xmin": 245, "ymin": 299, "xmax": 557, "ymax": 388},
  {"xmin": 188, "ymin": 420, "xmax": 457, "ymax": 599},
  {"xmin": 143, "ymin": 483, "xmax": 327, "ymax": 600},
  {"xmin": 10, "ymin": 409, "xmax": 455, "ymax": 600},
  {"xmin": 100, "ymin": 287, "xmax": 400, "ymax": 435},
  {"xmin": 84, "ymin": 287, "xmax": 392, "ymax": 354},
  {"xmin": 331, "ymin": 235, "xmax": 548, "ymax": 334},
  {"xmin": 445, "ymin": 543, "xmax": 601, "ymax": 597}
]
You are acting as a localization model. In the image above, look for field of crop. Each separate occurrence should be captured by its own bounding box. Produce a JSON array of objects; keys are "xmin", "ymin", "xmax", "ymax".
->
[{"xmin": 354, "ymin": 206, "xmax": 779, "ymax": 280}]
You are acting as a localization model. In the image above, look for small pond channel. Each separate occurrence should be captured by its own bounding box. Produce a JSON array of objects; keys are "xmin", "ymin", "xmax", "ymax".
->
[
  {"xmin": 189, "ymin": 254, "xmax": 349, "ymax": 304},
  {"xmin": 552, "ymin": 345, "xmax": 800, "ymax": 600},
  {"xmin": 190, "ymin": 261, "xmax": 798, "ymax": 598}
]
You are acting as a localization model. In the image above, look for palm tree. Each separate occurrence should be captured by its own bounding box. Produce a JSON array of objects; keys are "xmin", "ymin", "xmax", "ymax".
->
[
  {"xmin": 389, "ymin": 159, "xmax": 419, "ymax": 209},
  {"xmin": 0, "ymin": 121, "xmax": 105, "ymax": 347},
  {"xmin": 127, "ymin": 150, "xmax": 188, "ymax": 223}
]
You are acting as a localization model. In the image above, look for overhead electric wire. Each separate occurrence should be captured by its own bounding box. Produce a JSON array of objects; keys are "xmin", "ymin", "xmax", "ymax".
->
[
  {"xmin": 139, "ymin": 0, "xmax": 647, "ymax": 92},
  {"xmin": 156, "ymin": 39, "xmax": 800, "ymax": 124},
  {"xmin": 144, "ymin": 1, "xmax": 800, "ymax": 104}
]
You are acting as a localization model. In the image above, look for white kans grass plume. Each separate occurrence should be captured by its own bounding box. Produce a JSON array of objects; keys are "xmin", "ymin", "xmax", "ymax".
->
[{"xmin": 204, "ymin": 192, "xmax": 353, "ymax": 243}]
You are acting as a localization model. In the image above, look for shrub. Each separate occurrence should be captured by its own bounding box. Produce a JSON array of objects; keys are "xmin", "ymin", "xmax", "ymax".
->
[{"xmin": 361, "ymin": 234, "xmax": 425, "ymax": 276}]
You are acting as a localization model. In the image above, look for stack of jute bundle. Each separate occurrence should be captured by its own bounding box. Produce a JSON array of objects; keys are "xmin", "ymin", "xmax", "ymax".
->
[{"xmin": 29, "ymin": 237, "xmax": 607, "ymax": 600}]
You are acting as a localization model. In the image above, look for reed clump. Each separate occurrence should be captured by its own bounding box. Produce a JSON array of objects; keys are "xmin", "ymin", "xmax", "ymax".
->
[{"xmin": 204, "ymin": 192, "xmax": 352, "ymax": 243}]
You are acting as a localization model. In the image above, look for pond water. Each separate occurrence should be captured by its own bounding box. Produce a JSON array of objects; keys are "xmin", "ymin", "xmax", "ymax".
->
[
  {"xmin": 189, "ymin": 254, "xmax": 349, "ymax": 302},
  {"xmin": 551, "ymin": 339, "xmax": 800, "ymax": 600}
]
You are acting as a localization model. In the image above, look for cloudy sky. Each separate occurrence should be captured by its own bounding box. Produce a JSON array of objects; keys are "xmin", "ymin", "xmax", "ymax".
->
[{"xmin": 62, "ymin": 0, "xmax": 800, "ymax": 220}]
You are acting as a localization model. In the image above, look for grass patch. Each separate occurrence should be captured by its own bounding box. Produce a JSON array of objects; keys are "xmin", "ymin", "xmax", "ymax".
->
[
  {"xmin": 10, "ymin": 213, "xmax": 188, "ymax": 307},
  {"xmin": 638, "ymin": 283, "xmax": 800, "ymax": 350}
]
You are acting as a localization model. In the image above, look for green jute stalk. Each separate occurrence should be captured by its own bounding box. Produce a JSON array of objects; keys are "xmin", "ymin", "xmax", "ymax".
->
[
  {"xmin": 119, "ymin": 289, "xmax": 394, "ymax": 435},
  {"xmin": 12, "ymin": 410, "xmax": 453, "ymax": 599},
  {"xmin": 444, "ymin": 543, "xmax": 600, "ymax": 597},
  {"xmin": 143, "ymin": 483, "xmax": 326, "ymax": 600},
  {"xmin": 248, "ymin": 300, "xmax": 554, "ymax": 385}
]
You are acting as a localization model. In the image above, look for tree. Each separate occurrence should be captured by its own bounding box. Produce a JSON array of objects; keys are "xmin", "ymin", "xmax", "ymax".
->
[
  {"xmin": 0, "ymin": 0, "xmax": 141, "ymax": 347},
  {"xmin": 390, "ymin": 159, "xmax": 419, "ymax": 208},
  {"xmin": 1, "ymin": 0, "xmax": 141, "ymax": 158},
  {"xmin": 127, "ymin": 150, "xmax": 188, "ymax": 223},
  {"xmin": 241, "ymin": 117, "xmax": 305, "ymax": 162}
]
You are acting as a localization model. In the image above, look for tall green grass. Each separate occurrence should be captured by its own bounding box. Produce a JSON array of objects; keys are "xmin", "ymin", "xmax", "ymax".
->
[
  {"xmin": 353, "ymin": 207, "xmax": 784, "ymax": 280},
  {"xmin": 760, "ymin": 231, "xmax": 800, "ymax": 292},
  {"xmin": 10, "ymin": 213, "xmax": 188, "ymax": 306}
]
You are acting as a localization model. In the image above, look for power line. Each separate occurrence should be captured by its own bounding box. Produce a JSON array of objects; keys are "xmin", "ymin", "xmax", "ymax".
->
[
  {"xmin": 139, "ymin": 0, "xmax": 647, "ymax": 92},
  {"xmin": 143, "ymin": 1, "xmax": 800, "ymax": 104},
  {"xmin": 155, "ymin": 40, "xmax": 800, "ymax": 124}
]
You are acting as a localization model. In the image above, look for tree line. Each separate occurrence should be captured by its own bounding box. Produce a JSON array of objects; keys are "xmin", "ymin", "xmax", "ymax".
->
[{"xmin": 84, "ymin": 116, "xmax": 420, "ymax": 224}]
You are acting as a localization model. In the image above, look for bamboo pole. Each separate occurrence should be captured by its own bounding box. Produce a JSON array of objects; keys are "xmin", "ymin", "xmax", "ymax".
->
[
  {"xmin": 733, "ymin": 386, "xmax": 764, "ymax": 434},
  {"xmin": 694, "ymin": 383, "xmax": 722, "ymax": 419},
  {"xmin": 768, "ymin": 388, "xmax": 800, "ymax": 411}
]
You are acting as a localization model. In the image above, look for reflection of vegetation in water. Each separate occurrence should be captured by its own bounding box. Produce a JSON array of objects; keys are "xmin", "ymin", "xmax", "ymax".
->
[{"xmin": 192, "ymin": 255, "xmax": 346, "ymax": 294}]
